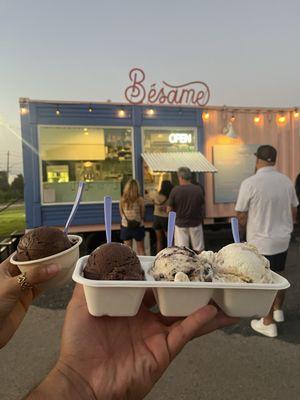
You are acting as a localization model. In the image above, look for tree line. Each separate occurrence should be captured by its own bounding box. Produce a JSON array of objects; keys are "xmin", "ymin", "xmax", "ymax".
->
[{"xmin": 0, "ymin": 172, "xmax": 24, "ymax": 203}]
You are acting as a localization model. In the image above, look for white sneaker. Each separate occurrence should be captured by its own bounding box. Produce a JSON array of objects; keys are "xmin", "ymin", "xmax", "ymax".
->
[
  {"xmin": 250, "ymin": 318, "xmax": 278, "ymax": 338},
  {"xmin": 273, "ymin": 310, "xmax": 284, "ymax": 323}
]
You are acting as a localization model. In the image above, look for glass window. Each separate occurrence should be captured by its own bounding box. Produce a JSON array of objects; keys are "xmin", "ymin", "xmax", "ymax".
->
[
  {"xmin": 143, "ymin": 127, "xmax": 196, "ymax": 153},
  {"xmin": 142, "ymin": 127, "xmax": 197, "ymax": 200},
  {"xmin": 39, "ymin": 126, "xmax": 133, "ymax": 204}
]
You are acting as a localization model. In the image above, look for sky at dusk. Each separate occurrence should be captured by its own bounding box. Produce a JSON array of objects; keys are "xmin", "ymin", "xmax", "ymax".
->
[{"xmin": 0, "ymin": 0, "xmax": 300, "ymax": 175}]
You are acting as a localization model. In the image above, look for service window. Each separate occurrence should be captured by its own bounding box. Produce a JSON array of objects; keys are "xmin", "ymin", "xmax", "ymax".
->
[
  {"xmin": 39, "ymin": 126, "xmax": 133, "ymax": 204},
  {"xmin": 142, "ymin": 127, "xmax": 197, "ymax": 198}
]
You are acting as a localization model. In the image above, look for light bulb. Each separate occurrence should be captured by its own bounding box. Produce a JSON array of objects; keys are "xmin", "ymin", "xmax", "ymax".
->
[
  {"xmin": 56, "ymin": 108, "xmax": 60, "ymax": 116},
  {"xmin": 88, "ymin": 105, "xmax": 93, "ymax": 112},
  {"xmin": 230, "ymin": 114, "xmax": 235, "ymax": 122},
  {"xmin": 20, "ymin": 107, "xmax": 28, "ymax": 115},
  {"xmin": 254, "ymin": 116, "xmax": 260, "ymax": 124},
  {"xmin": 294, "ymin": 109, "xmax": 299, "ymax": 118},
  {"xmin": 203, "ymin": 112, "xmax": 210, "ymax": 121},
  {"xmin": 147, "ymin": 109, "xmax": 155, "ymax": 116},
  {"xmin": 118, "ymin": 109, "xmax": 126, "ymax": 117},
  {"xmin": 278, "ymin": 115, "xmax": 286, "ymax": 123}
]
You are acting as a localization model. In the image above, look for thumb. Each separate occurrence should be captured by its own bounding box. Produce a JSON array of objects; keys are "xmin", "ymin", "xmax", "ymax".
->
[
  {"xmin": 167, "ymin": 305, "xmax": 218, "ymax": 360},
  {"xmin": 4, "ymin": 264, "xmax": 59, "ymax": 298}
]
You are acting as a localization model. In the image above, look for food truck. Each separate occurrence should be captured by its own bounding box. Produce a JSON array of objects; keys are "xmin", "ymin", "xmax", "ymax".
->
[{"xmin": 19, "ymin": 98, "xmax": 300, "ymax": 238}]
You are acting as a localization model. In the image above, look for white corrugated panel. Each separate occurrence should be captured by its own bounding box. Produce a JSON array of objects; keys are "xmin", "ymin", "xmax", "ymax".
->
[{"xmin": 141, "ymin": 152, "xmax": 217, "ymax": 173}]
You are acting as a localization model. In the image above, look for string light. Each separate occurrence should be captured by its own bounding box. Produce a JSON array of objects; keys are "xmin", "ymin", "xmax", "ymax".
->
[
  {"xmin": 20, "ymin": 106, "xmax": 28, "ymax": 115},
  {"xmin": 88, "ymin": 105, "xmax": 93, "ymax": 113},
  {"xmin": 253, "ymin": 112, "xmax": 263, "ymax": 125},
  {"xmin": 146, "ymin": 108, "xmax": 155, "ymax": 116},
  {"xmin": 202, "ymin": 111, "xmax": 210, "ymax": 121},
  {"xmin": 83, "ymin": 128, "xmax": 89, "ymax": 136},
  {"xmin": 294, "ymin": 108, "xmax": 299, "ymax": 118},
  {"xmin": 276, "ymin": 112, "xmax": 287, "ymax": 126},
  {"xmin": 118, "ymin": 109, "xmax": 126, "ymax": 118},
  {"xmin": 55, "ymin": 106, "xmax": 60, "ymax": 116}
]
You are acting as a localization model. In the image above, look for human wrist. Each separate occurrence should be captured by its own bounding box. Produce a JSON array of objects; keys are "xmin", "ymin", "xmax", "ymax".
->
[{"xmin": 27, "ymin": 360, "xmax": 97, "ymax": 400}]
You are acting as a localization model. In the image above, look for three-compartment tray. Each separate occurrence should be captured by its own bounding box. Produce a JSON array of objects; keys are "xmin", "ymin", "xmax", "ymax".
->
[{"xmin": 73, "ymin": 255, "xmax": 290, "ymax": 318}]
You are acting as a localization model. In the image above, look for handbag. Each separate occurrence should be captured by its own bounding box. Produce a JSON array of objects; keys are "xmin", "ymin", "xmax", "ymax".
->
[{"xmin": 121, "ymin": 206, "xmax": 141, "ymax": 229}]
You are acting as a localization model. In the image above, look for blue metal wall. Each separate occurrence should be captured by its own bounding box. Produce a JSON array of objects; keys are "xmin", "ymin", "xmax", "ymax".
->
[{"xmin": 20, "ymin": 101, "xmax": 204, "ymax": 228}]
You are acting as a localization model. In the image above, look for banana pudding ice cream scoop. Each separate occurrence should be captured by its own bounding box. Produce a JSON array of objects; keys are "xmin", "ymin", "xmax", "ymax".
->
[{"xmin": 215, "ymin": 243, "xmax": 273, "ymax": 283}]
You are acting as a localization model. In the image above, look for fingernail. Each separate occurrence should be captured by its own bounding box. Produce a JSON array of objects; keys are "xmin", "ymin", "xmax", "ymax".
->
[{"xmin": 47, "ymin": 264, "xmax": 59, "ymax": 275}]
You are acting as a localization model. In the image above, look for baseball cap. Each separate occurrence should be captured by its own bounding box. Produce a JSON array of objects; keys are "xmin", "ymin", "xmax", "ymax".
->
[{"xmin": 254, "ymin": 145, "xmax": 277, "ymax": 163}]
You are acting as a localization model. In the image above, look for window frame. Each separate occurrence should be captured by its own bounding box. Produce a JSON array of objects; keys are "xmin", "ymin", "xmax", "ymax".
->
[
  {"xmin": 38, "ymin": 124, "xmax": 135, "ymax": 206},
  {"xmin": 141, "ymin": 126, "xmax": 198, "ymax": 196},
  {"xmin": 141, "ymin": 126, "xmax": 198, "ymax": 154}
]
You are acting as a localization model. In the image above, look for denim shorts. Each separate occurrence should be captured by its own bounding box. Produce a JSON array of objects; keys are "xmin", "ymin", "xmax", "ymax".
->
[{"xmin": 120, "ymin": 225, "xmax": 145, "ymax": 242}]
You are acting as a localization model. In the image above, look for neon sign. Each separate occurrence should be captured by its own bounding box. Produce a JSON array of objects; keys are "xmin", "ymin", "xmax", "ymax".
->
[
  {"xmin": 125, "ymin": 68, "xmax": 210, "ymax": 107},
  {"xmin": 169, "ymin": 133, "xmax": 192, "ymax": 144}
]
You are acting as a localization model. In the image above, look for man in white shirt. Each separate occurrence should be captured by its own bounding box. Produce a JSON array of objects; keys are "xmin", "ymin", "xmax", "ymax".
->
[{"xmin": 235, "ymin": 145, "xmax": 299, "ymax": 338}]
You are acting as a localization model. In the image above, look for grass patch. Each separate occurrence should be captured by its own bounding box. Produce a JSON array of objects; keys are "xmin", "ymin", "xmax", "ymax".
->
[{"xmin": 0, "ymin": 204, "xmax": 26, "ymax": 240}]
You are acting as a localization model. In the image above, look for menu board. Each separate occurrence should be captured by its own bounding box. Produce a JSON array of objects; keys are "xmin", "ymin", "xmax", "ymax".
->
[{"xmin": 213, "ymin": 144, "xmax": 259, "ymax": 203}]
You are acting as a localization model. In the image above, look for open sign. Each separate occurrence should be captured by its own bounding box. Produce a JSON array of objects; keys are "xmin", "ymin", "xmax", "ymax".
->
[{"xmin": 169, "ymin": 133, "xmax": 192, "ymax": 144}]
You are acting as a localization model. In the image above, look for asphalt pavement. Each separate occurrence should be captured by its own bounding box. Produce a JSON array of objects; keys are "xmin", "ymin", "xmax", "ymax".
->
[{"xmin": 0, "ymin": 237, "xmax": 299, "ymax": 400}]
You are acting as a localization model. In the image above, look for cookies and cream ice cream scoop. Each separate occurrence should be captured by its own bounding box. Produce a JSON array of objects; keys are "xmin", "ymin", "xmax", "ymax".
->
[{"xmin": 150, "ymin": 246, "xmax": 213, "ymax": 282}]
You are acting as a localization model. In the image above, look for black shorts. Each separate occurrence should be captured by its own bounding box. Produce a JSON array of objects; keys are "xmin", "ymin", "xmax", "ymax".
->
[
  {"xmin": 153, "ymin": 215, "xmax": 168, "ymax": 231},
  {"xmin": 120, "ymin": 225, "xmax": 145, "ymax": 242},
  {"xmin": 263, "ymin": 251, "xmax": 288, "ymax": 272}
]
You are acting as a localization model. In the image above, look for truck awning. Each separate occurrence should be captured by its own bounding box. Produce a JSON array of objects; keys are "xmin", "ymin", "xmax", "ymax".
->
[{"xmin": 141, "ymin": 152, "xmax": 217, "ymax": 173}]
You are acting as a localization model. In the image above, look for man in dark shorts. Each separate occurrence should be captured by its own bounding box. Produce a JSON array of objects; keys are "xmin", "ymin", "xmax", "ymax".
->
[{"xmin": 236, "ymin": 145, "xmax": 298, "ymax": 337}]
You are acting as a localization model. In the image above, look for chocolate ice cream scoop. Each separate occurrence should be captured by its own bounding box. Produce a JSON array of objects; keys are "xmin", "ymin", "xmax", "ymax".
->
[
  {"xmin": 16, "ymin": 226, "xmax": 72, "ymax": 261},
  {"xmin": 84, "ymin": 242, "xmax": 145, "ymax": 281}
]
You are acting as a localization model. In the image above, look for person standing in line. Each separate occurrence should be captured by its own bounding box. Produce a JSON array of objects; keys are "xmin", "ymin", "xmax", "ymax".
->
[
  {"xmin": 120, "ymin": 179, "xmax": 145, "ymax": 255},
  {"xmin": 168, "ymin": 167, "xmax": 205, "ymax": 252},
  {"xmin": 235, "ymin": 145, "xmax": 299, "ymax": 338},
  {"xmin": 151, "ymin": 180, "xmax": 174, "ymax": 253}
]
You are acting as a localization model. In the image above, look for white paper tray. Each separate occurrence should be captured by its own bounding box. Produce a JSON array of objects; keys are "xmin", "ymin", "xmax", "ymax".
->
[{"xmin": 73, "ymin": 255, "xmax": 290, "ymax": 318}]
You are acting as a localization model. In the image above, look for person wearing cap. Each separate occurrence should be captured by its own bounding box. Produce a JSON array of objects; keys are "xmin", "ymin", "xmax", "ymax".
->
[
  {"xmin": 235, "ymin": 145, "xmax": 299, "ymax": 338},
  {"xmin": 168, "ymin": 167, "xmax": 205, "ymax": 252}
]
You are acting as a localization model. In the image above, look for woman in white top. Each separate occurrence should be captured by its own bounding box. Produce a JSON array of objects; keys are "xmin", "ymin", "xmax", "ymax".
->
[{"xmin": 119, "ymin": 179, "xmax": 145, "ymax": 255}]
